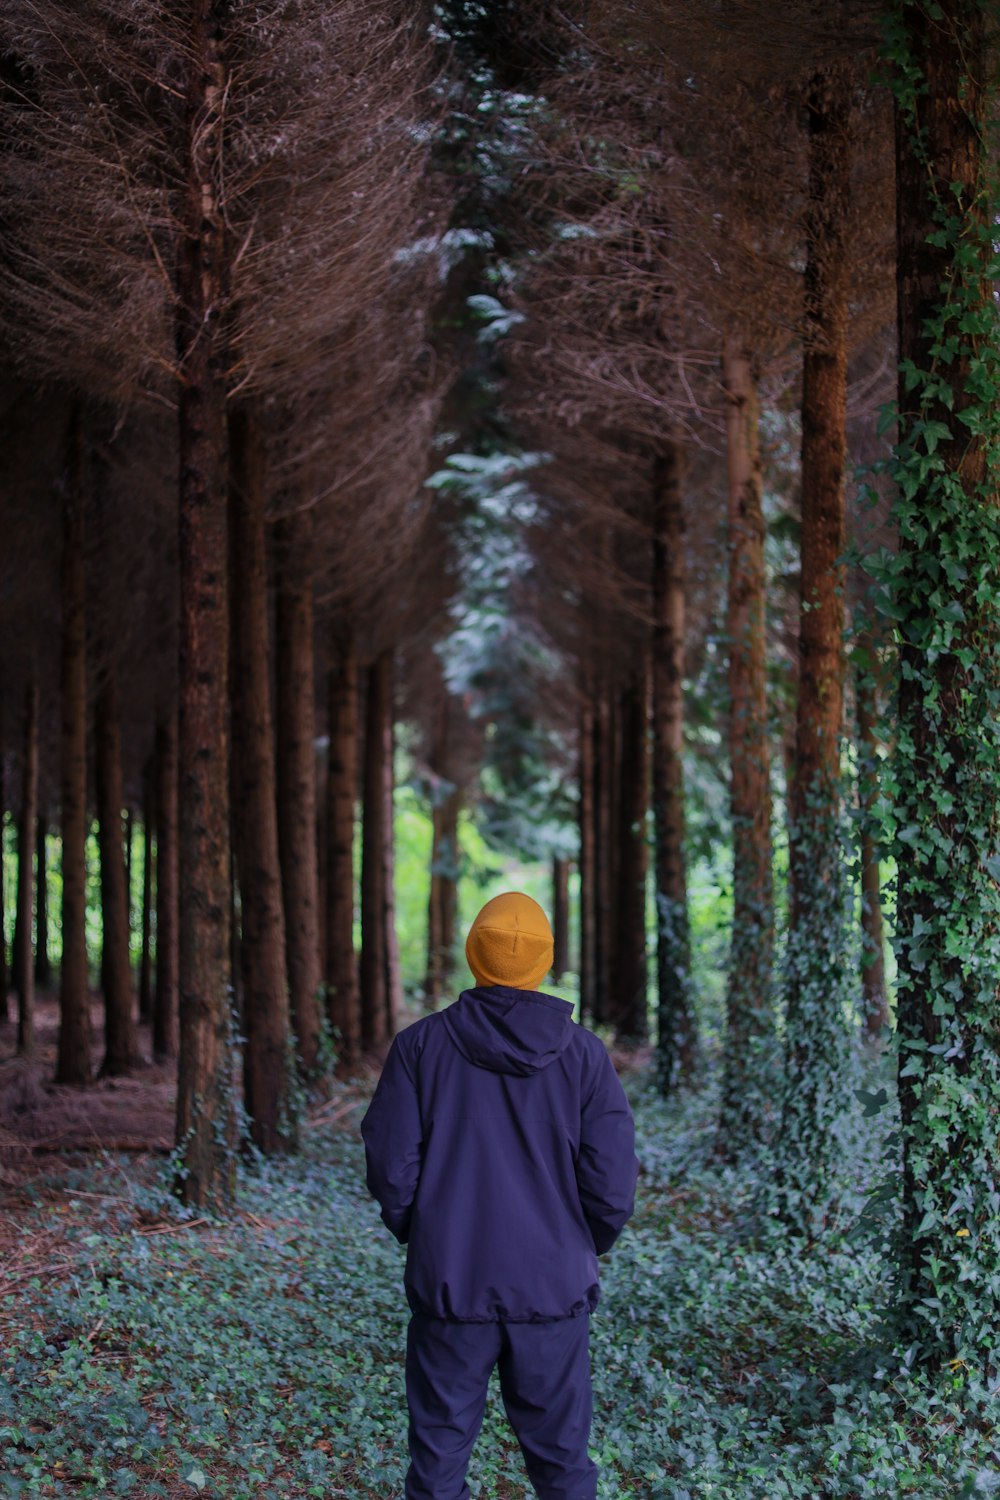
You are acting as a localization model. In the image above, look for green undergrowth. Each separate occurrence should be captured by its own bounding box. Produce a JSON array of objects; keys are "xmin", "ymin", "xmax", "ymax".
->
[{"xmin": 1, "ymin": 1076, "xmax": 997, "ymax": 1499}]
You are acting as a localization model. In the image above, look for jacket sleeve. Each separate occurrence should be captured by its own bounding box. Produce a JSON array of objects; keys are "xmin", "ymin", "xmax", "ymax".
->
[
  {"xmin": 575, "ymin": 1046, "xmax": 638, "ymax": 1254},
  {"xmin": 360, "ymin": 1035, "xmax": 422, "ymax": 1245}
]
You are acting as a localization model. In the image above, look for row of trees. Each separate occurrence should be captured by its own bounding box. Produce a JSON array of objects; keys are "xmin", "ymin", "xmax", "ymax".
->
[{"xmin": 2, "ymin": 0, "xmax": 997, "ymax": 1362}]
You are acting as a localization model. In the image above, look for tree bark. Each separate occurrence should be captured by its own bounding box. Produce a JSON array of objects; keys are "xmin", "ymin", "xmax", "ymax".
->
[
  {"xmin": 57, "ymin": 417, "xmax": 92, "ymax": 1086},
  {"xmin": 552, "ymin": 856, "xmax": 570, "ymax": 981},
  {"xmin": 718, "ymin": 340, "xmax": 774, "ymax": 1149},
  {"xmin": 34, "ymin": 812, "xmax": 50, "ymax": 989},
  {"xmin": 0, "ymin": 748, "xmax": 7, "ymax": 1025},
  {"xmin": 424, "ymin": 685, "xmax": 461, "ymax": 1009},
  {"xmin": 592, "ymin": 679, "xmax": 616, "ymax": 1027},
  {"xmin": 382, "ymin": 662, "xmax": 403, "ymax": 1035},
  {"xmin": 612, "ymin": 656, "xmax": 649, "ymax": 1041},
  {"xmin": 228, "ymin": 406, "xmax": 294, "ymax": 1154},
  {"xmin": 326, "ymin": 628, "xmax": 360, "ymax": 1067},
  {"xmin": 14, "ymin": 676, "xmax": 38, "ymax": 1056},
  {"xmin": 153, "ymin": 714, "xmax": 179, "ymax": 1061},
  {"xmin": 274, "ymin": 513, "xmax": 322, "ymax": 1076},
  {"xmin": 652, "ymin": 444, "xmax": 695, "ymax": 1090},
  {"xmin": 138, "ymin": 763, "xmax": 154, "ymax": 1024},
  {"xmin": 856, "ymin": 643, "xmax": 888, "ymax": 1040},
  {"xmin": 360, "ymin": 652, "xmax": 392, "ymax": 1049},
  {"xmin": 96, "ymin": 669, "xmax": 140, "ymax": 1075},
  {"xmin": 174, "ymin": 0, "xmax": 236, "ymax": 1208},
  {"xmin": 577, "ymin": 691, "xmax": 596, "ymax": 1016}
]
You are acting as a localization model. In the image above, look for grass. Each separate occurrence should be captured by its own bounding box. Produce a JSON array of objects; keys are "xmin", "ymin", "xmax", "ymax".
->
[{"xmin": 1, "ymin": 1071, "xmax": 997, "ymax": 1500}]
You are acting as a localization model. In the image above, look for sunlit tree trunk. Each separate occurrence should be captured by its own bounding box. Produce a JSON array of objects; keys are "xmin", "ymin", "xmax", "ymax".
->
[
  {"xmin": 14, "ymin": 675, "xmax": 38, "ymax": 1056},
  {"xmin": 174, "ymin": 0, "xmax": 236, "ymax": 1207},
  {"xmin": 652, "ymin": 443, "xmax": 694, "ymax": 1090},
  {"xmin": 35, "ymin": 813, "xmax": 50, "ymax": 989},
  {"xmin": 274, "ymin": 512, "xmax": 322, "ymax": 1076},
  {"xmin": 552, "ymin": 856, "xmax": 570, "ymax": 981},
  {"xmin": 326, "ymin": 628, "xmax": 360, "ymax": 1067},
  {"xmin": 96, "ymin": 668, "xmax": 140, "ymax": 1075},
  {"xmin": 718, "ymin": 340, "xmax": 774, "ymax": 1150},
  {"xmin": 153, "ymin": 713, "xmax": 179, "ymax": 1061},
  {"xmin": 57, "ymin": 418, "xmax": 92, "ymax": 1086},
  {"xmin": 228, "ymin": 406, "xmax": 294, "ymax": 1153},
  {"xmin": 612, "ymin": 653, "xmax": 649, "ymax": 1041}
]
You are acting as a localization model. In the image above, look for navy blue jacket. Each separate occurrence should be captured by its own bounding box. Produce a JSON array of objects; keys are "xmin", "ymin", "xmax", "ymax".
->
[{"xmin": 361, "ymin": 986, "xmax": 638, "ymax": 1322}]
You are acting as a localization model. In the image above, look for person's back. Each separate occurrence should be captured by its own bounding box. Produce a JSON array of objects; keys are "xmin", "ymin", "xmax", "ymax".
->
[{"xmin": 362, "ymin": 891, "xmax": 638, "ymax": 1500}]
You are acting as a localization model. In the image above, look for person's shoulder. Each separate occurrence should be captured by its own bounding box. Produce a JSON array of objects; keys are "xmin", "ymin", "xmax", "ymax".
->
[{"xmin": 392, "ymin": 1010, "xmax": 447, "ymax": 1058}]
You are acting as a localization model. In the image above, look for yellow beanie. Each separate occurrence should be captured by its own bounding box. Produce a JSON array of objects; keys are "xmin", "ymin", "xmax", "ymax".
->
[{"xmin": 465, "ymin": 891, "xmax": 554, "ymax": 991}]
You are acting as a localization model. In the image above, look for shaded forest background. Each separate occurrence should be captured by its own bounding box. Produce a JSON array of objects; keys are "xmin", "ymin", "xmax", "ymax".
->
[{"xmin": 1, "ymin": 0, "xmax": 999, "ymax": 1406}]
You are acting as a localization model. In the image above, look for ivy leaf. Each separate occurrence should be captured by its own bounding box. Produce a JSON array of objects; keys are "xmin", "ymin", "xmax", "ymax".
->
[
  {"xmin": 184, "ymin": 1469, "xmax": 207, "ymax": 1491},
  {"xmin": 854, "ymin": 1086, "xmax": 889, "ymax": 1118},
  {"xmin": 983, "ymin": 855, "xmax": 1000, "ymax": 882}
]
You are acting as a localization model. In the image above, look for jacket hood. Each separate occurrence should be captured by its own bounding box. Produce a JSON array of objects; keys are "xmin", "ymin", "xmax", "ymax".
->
[{"xmin": 442, "ymin": 986, "xmax": 574, "ymax": 1077}]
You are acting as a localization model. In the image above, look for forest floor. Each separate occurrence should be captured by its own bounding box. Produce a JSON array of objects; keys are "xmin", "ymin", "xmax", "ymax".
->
[{"xmin": 1, "ymin": 1003, "xmax": 998, "ymax": 1500}]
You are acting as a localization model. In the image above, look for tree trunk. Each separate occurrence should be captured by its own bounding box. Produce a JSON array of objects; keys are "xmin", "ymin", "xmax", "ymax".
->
[
  {"xmin": 326, "ymin": 628, "xmax": 360, "ymax": 1067},
  {"xmin": 360, "ymin": 652, "xmax": 391, "ymax": 1049},
  {"xmin": 424, "ymin": 685, "xmax": 461, "ymax": 1009},
  {"xmin": 652, "ymin": 444, "xmax": 695, "ymax": 1090},
  {"xmin": 274, "ymin": 513, "xmax": 322, "ymax": 1076},
  {"xmin": 57, "ymin": 417, "xmax": 92, "ymax": 1086},
  {"xmin": 138, "ymin": 762, "xmax": 154, "ymax": 1024},
  {"xmin": 382, "ymin": 660, "xmax": 403, "ymax": 1035},
  {"xmin": 228, "ymin": 406, "xmax": 294, "ymax": 1154},
  {"xmin": 0, "ymin": 748, "xmax": 7, "ymax": 1026},
  {"xmin": 174, "ymin": 0, "xmax": 236, "ymax": 1208},
  {"xmin": 35, "ymin": 812, "xmax": 50, "ymax": 989},
  {"xmin": 552, "ymin": 856, "xmax": 570, "ymax": 982},
  {"xmin": 592, "ymin": 679, "xmax": 616, "ymax": 1027},
  {"xmin": 856, "ymin": 642, "xmax": 888, "ymax": 1041},
  {"xmin": 96, "ymin": 669, "xmax": 140, "ymax": 1075},
  {"xmin": 718, "ymin": 340, "xmax": 774, "ymax": 1151},
  {"xmin": 777, "ymin": 70, "xmax": 852, "ymax": 1215},
  {"xmin": 577, "ymin": 691, "xmax": 596, "ymax": 1016},
  {"xmin": 153, "ymin": 713, "xmax": 179, "ymax": 1061},
  {"xmin": 890, "ymin": 0, "xmax": 996, "ymax": 1360},
  {"xmin": 14, "ymin": 676, "xmax": 38, "ymax": 1056},
  {"xmin": 612, "ymin": 656, "xmax": 649, "ymax": 1041}
]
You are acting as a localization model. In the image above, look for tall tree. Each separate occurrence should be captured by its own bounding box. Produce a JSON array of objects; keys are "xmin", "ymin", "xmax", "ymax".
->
[
  {"xmin": 228, "ymin": 408, "xmax": 294, "ymax": 1153},
  {"xmin": 360, "ymin": 649, "xmax": 393, "ymax": 1049},
  {"xmin": 13, "ymin": 674, "xmax": 38, "ymax": 1056},
  {"xmin": 95, "ymin": 668, "xmax": 141, "ymax": 1075},
  {"xmin": 888, "ymin": 0, "xmax": 1000, "ymax": 1362},
  {"xmin": 612, "ymin": 653, "xmax": 649, "ymax": 1041},
  {"xmin": 652, "ymin": 444, "xmax": 695, "ymax": 1089},
  {"xmin": 274, "ymin": 512, "xmax": 323, "ymax": 1076},
  {"xmin": 34, "ymin": 812, "xmax": 50, "ymax": 989},
  {"xmin": 717, "ymin": 340, "xmax": 774, "ymax": 1150},
  {"xmin": 153, "ymin": 713, "xmax": 179, "ymax": 1061},
  {"xmin": 326, "ymin": 629, "xmax": 361, "ymax": 1067}
]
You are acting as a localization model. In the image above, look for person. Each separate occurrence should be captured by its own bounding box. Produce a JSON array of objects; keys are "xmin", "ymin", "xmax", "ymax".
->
[{"xmin": 361, "ymin": 889, "xmax": 638, "ymax": 1500}]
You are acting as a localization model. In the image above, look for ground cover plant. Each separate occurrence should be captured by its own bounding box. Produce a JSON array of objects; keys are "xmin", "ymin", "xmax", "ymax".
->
[{"xmin": 2, "ymin": 1072, "xmax": 997, "ymax": 1500}]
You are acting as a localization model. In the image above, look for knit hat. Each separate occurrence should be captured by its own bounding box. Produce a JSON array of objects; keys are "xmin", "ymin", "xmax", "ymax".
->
[{"xmin": 465, "ymin": 891, "xmax": 554, "ymax": 991}]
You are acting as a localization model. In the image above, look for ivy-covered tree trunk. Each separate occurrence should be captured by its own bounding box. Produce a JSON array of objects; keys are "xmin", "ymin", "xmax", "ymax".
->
[
  {"xmin": 174, "ymin": 0, "xmax": 236, "ymax": 1208},
  {"xmin": 326, "ymin": 628, "xmax": 360, "ymax": 1067},
  {"xmin": 612, "ymin": 655, "xmax": 649, "ymax": 1041},
  {"xmin": 776, "ymin": 68, "xmax": 853, "ymax": 1219},
  {"xmin": 888, "ymin": 0, "xmax": 999, "ymax": 1362},
  {"xmin": 34, "ymin": 813, "xmax": 50, "ymax": 989},
  {"xmin": 14, "ymin": 675, "xmax": 38, "ymax": 1056},
  {"xmin": 552, "ymin": 856, "xmax": 569, "ymax": 981},
  {"xmin": 577, "ymin": 691, "xmax": 596, "ymax": 1015},
  {"xmin": 718, "ymin": 340, "xmax": 774, "ymax": 1151},
  {"xmin": 57, "ymin": 421, "xmax": 92, "ymax": 1086},
  {"xmin": 96, "ymin": 668, "xmax": 141, "ymax": 1076},
  {"xmin": 274, "ymin": 513, "xmax": 322, "ymax": 1077},
  {"xmin": 153, "ymin": 713, "xmax": 179, "ymax": 1061},
  {"xmin": 228, "ymin": 407, "xmax": 295, "ymax": 1153},
  {"xmin": 652, "ymin": 443, "xmax": 694, "ymax": 1090},
  {"xmin": 856, "ymin": 638, "xmax": 888, "ymax": 1041}
]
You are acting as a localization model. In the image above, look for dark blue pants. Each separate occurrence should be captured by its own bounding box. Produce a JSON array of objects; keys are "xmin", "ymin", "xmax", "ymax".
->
[{"xmin": 404, "ymin": 1312, "xmax": 597, "ymax": 1500}]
